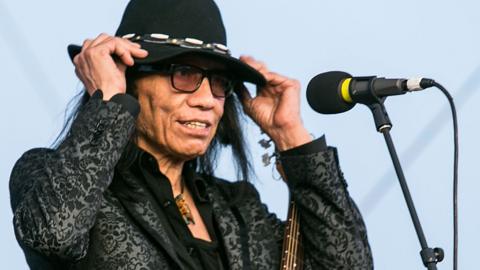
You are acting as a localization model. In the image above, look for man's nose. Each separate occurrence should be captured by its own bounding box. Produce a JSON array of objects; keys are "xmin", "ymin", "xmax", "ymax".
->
[{"xmin": 186, "ymin": 77, "xmax": 216, "ymax": 109}]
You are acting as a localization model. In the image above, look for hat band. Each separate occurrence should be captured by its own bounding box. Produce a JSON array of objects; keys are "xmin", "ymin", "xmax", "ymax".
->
[{"xmin": 122, "ymin": 33, "xmax": 231, "ymax": 55}]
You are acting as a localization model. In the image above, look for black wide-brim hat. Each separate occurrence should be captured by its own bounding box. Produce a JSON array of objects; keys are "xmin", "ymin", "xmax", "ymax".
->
[{"xmin": 68, "ymin": 0, "xmax": 266, "ymax": 86}]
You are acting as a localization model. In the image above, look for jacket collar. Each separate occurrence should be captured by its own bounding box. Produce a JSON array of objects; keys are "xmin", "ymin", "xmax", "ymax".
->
[{"xmin": 110, "ymin": 167, "xmax": 197, "ymax": 269}]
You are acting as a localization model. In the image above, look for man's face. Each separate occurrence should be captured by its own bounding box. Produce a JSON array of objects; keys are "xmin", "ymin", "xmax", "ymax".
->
[{"xmin": 134, "ymin": 56, "xmax": 227, "ymax": 161}]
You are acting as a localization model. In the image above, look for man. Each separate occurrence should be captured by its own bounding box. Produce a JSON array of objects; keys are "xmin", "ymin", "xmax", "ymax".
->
[{"xmin": 10, "ymin": 0, "xmax": 373, "ymax": 269}]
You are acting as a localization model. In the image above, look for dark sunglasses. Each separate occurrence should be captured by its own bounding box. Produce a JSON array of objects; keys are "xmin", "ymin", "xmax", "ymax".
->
[{"xmin": 134, "ymin": 64, "xmax": 236, "ymax": 98}]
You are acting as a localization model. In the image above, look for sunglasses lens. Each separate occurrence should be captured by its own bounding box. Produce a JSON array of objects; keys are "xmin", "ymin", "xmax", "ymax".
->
[
  {"xmin": 172, "ymin": 66, "xmax": 203, "ymax": 92},
  {"xmin": 210, "ymin": 74, "xmax": 234, "ymax": 97}
]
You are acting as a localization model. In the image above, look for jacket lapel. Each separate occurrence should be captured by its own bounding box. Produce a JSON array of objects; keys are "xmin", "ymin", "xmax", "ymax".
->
[
  {"xmin": 110, "ymin": 171, "xmax": 198, "ymax": 270},
  {"xmin": 207, "ymin": 184, "xmax": 246, "ymax": 270}
]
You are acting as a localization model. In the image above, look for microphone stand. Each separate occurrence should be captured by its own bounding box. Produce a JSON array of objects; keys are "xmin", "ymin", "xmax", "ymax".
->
[{"xmin": 367, "ymin": 99, "xmax": 444, "ymax": 270}]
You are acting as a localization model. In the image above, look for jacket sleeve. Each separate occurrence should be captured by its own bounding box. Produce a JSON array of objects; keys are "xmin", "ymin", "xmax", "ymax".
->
[
  {"xmin": 9, "ymin": 91, "xmax": 139, "ymax": 261},
  {"xmin": 279, "ymin": 145, "xmax": 373, "ymax": 270}
]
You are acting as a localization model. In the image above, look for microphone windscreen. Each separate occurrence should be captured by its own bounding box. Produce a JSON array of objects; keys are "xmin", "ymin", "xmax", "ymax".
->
[{"xmin": 306, "ymin": 71, "xmax": 355, "ymax": 114}]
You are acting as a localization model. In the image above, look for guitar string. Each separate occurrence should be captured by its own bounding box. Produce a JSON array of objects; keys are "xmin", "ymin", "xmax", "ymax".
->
[
  {"xmin": 284, "ymin": 202, "xmax": 293, "ymax": 269},
  {"xmin": 284, "ymin": 200, "xmax": 294, "ymax": 269},
  {"xmin": 290, "ymin": 202, "xmax": 297, "ymax": 269},
  {"xmin": 292, "ymin": 203, "xmax": 299, "ymax": 269},
  {"xmin": 288, "ymin": 202, "xmax": 299, "ymax": 269}
]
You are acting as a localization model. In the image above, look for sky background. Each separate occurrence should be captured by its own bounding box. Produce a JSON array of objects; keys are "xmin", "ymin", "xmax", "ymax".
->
[{"xmin": 1, "ymin": 0, "xmax": 479, "ymax": 269}]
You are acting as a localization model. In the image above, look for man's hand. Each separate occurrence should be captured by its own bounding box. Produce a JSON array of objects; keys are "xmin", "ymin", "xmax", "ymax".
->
[
  {"xmin": 73, "ymin": 33, "xmax": 148, "ymax": 101},
  {"xmin": 238, "ymin": 56, "xmax": 312, "ymax": 151}
]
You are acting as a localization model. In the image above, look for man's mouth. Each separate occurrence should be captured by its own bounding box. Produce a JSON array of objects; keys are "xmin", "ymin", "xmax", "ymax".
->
[{"xmin": 180, "ymin": 121, "xmax": 209, "ymax": 129}]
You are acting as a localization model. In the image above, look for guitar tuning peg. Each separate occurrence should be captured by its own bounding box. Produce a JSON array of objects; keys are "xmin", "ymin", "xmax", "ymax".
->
[
  {"xmin": 262, "ymin": 153, "xmax": 272, "ymax": 166},
  {"xmin": 258, "ymin": 138, "xmax": 272, "ymax": 149},
  {"xmin": 262, "ymin": 152, "xmax": 279, "ymax": 167}
]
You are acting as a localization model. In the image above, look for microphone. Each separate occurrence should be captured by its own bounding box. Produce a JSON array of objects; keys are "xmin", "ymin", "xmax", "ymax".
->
[{"xmin": 306, "ymin": 71, "xmax": 435, "ymax": 114}]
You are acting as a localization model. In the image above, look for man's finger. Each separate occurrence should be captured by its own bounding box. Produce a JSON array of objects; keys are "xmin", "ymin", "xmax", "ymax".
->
[
  {"xmin": 89, "ymin": 33, "xmax": 113, "ymax": 48},
  {"xmin": 100, "ymin": 38, "xmax": 148, "ymax": 65},
  {"xmin": 267, "ymin": 72, "xmax": 290, "ymax": 87},
  {"xmin": 113, "ymin": 41, "xmax": 148, "ymax": 66},
  {"xmin": 130, "ymin": 46, "xmax": 149, "ymax": 58},
  {"xmin": 113, "ymin": 46, "xmax": 135, "ymax": 66},
  {"xmin": 240, "ymin": 55, "xmax": 269, "ymax": 74},
  {"xmin": 81, "ymin": 39, "xmax": 93, "ymax": 52}
]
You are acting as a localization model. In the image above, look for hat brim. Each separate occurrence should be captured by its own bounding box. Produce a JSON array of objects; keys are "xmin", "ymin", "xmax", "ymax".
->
[{"xmin": 68, "ymin": 43, "xmax": 266, "ymax": 87}]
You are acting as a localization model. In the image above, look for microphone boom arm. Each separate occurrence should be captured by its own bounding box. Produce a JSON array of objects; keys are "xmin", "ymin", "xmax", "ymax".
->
[{"xmin": 368, "ymin": 100, "xmax": 444, "ymax": 269}]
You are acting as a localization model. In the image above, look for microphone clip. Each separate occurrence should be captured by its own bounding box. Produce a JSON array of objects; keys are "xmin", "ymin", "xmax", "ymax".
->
[{"xmin": 367, "ymin": 99, "xmax": 392, "ymax": 132}]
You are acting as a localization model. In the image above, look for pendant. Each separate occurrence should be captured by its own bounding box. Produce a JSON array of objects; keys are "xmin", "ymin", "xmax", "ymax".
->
[{"xmin": 174, "ymin": 193, "xmax": 195, "ymax": 225}]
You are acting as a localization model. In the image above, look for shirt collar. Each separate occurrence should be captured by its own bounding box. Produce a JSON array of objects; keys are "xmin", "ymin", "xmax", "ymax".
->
[
  {"xmin": 183, "ymin": 161, "xmax": 210, "ymax": 203},
  {"xmin": 132, "ymin": 144, "xmax": 210, "ymax": 203}
]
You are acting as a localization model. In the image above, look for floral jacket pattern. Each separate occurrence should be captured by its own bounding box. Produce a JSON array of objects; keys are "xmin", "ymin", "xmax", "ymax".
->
[{"xmin": 9, "ymin": 93, "xmax": 373, "ymax": 269}]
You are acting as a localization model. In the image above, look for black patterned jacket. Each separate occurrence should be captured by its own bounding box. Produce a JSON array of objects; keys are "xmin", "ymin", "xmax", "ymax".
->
[{"xmin": 9, "ymin": 92, "xmax": 373, "ymax": 269}]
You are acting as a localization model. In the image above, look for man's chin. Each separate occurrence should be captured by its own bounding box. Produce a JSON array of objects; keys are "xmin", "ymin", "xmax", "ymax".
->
[{"xmin": 176, "ymin": 146, "xmax": 209, "ymax": 160}]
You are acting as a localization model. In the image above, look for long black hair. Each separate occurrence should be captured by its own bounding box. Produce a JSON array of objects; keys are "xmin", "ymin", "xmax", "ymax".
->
[{"xmin": 52, "ymin": 71, "xmax": 254, "ymax": 182}]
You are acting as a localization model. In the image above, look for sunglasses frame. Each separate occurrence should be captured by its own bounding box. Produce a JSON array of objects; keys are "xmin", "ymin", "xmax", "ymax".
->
[{"xmin": 134, "ymin": 63, "xmax": 237, "ymax": 98}]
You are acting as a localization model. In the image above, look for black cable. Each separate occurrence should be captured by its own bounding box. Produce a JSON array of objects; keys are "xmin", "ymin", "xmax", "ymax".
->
[
  {"xmin": 360, "ymin": 67, "xmax": 480, "ymax": 216},
  {"xmin": 432, "ymin": 81, "xmax": 459, "ymax": 270}
]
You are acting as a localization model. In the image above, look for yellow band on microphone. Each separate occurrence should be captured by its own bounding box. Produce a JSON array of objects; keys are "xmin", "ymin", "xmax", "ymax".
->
[{"xmin": 341, "ymin": 78, "xmax": 353, "ymax": 103}]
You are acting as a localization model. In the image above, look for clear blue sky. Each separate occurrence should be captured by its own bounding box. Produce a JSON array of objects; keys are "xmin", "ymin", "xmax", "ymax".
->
[{"xmin": 2, "ymin": 0, "xmax": 479, "ymax": 269}]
